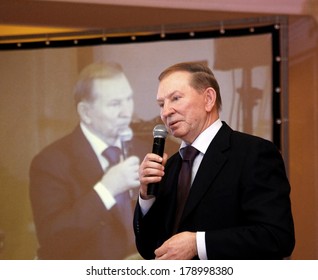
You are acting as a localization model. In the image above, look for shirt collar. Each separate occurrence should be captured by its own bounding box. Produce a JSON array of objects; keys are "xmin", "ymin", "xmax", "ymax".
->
[
  {"xmin": 80, "ymin": 122, "xmax": 108, "ymax": 156},
  {"xmin": 179, "ymin": 119, "xmax": 223, "ymax": 156}
]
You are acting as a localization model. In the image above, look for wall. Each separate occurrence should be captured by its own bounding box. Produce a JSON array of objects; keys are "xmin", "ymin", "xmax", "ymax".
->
[{"xmin": 289, "ymin": 16, "xmax": 318, "ymax": 259}]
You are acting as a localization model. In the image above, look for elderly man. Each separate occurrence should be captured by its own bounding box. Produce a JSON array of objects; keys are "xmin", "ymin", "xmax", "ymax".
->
[
  {"xmin": 30, "ymin": 62, "xmax": 146, "ymax": 259},
  {"xmin": 134, "ymin": 62, "xmax": 295, "ymax": 260}
]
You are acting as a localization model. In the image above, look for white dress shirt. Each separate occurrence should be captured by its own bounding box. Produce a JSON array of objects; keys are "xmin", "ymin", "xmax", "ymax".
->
[
  {"xmin": 80, "ymin": 122, "xmax": 121, "ymax": 210},
  {"xmin": 139, "ymin": 119, "xmax": 223, "ymax": 259}
]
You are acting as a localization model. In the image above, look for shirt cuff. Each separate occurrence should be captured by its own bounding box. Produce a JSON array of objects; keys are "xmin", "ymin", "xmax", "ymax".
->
[
  {"xmin": 94, "ymin": 182, "xmax": 116, "ymax": 210},
  {"xmin": 138, "ymin": 195, "xmax": 156, "ymax": 216},
  {"xmin": 196, "ymin": 231, "xmax": 207, "ymax": 260}
]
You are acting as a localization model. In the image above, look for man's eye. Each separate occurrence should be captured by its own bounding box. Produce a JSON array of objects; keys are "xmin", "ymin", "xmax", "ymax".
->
[{"xmin": 108, "ymin": 101, "xmax": 121, "ymax": 107}]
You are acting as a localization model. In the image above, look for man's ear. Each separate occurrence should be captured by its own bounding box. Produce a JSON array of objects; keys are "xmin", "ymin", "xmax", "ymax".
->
[
  {"xmin": 77, "ymin": 101, "xmax": 91, "ymax": 124},
  {"xmin": 205, "ymin": 87, "xmax": 216, "ymax": 112}
]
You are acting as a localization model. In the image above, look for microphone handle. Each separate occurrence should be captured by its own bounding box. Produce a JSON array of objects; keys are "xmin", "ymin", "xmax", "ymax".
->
[
  {"xmin": 121, "ymin": 139, "xmax": 132, "ymax": 159},
  {"xmin": 147, "ymin": 137, "xmax": 166, "ymax": 197}
]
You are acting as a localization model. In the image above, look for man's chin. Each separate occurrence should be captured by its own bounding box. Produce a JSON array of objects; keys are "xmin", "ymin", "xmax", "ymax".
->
[{"xmin": 170, "ymin": 129, "xmax": 183, "ymax": 139}]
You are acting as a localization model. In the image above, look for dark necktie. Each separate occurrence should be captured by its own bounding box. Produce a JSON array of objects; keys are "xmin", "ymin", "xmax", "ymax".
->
[
  {"xmin": 173, "ymin": 145, "xmax": 199, "ymax": 233},
  {"xmin": 102, "ymin": 146, "xmax": 122, "ymax": 167}
]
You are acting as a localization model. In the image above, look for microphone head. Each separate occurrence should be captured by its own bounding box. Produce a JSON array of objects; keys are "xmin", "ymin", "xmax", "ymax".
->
[
  {"xmin": 153, "ymin": 124, "xmax": 168, "ymax": 139},
  {"xmin": 119, "ymin": 127, "xmax": 133, "ymax": 142}
]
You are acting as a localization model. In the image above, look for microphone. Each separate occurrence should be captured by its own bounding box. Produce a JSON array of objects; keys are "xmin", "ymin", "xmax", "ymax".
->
[
  {"xmin": 119, "ymin": 127, "xmax": 136, "ymax": 199},
  {"xmin": 119, "ymin": 127, "xmax": 133, "ymax": 159},
  {"xmin": 147, "ymin": 124, "xmax": 168, "ymax": 197}
]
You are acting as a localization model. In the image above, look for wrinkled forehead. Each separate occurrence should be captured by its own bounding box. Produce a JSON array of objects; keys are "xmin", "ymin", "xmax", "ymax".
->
[
  {"xmin": 157, "ymin": 71, "xmax": 192, "ymax": 96},
  {"xmin": 92, "ymin": 74, "xmax": 133, "ymax": 99}
]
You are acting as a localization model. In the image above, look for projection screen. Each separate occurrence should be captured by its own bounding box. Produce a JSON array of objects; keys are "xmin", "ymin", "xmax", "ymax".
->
[{"xmin": 0, "ymin": 24, "xmax": 281, "ymax": 259}]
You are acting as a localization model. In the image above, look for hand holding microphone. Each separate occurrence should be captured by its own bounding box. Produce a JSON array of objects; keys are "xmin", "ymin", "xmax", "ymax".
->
[{"xmin": 146, "ymin": 124, "xmax": 168, "ymax": 197}]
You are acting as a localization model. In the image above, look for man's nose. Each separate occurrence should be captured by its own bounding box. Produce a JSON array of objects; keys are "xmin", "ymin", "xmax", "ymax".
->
[{"xmin": 161, "ymin": 103, "xmax": 174, "ymax": 117}]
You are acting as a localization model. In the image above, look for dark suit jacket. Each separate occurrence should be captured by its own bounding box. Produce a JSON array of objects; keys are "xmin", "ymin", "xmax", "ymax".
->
[
  {"xmin": 29, "ymin": 125, "xmax": 147, "ymax": 259},
  {"xmin": 134, "ymin": 122, "xmax": 295, "ymax": 260}
]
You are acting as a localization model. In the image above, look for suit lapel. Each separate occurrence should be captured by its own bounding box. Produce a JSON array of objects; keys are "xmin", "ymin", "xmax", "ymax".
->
[
  {"xmin": 181, "ymin": 122, "xmax": 232, "ymax": 222},
  {"xmin": 70, "ymin": 126, "xmax": 104, "ymax": 188},
  {"xmin": 155, "ymin": 153, "xmax": 182, "ymax": 234}
]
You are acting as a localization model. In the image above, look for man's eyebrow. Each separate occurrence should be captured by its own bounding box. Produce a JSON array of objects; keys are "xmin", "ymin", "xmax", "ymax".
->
[{"xmin": 157, "ymin": 91, "xmax": 179, "ymax": 102}]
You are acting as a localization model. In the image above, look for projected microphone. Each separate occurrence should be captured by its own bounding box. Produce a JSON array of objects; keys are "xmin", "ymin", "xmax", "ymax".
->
[
  {"xmin": 119, "ymin": 127, "xmax": 133, "ymax": 159},
  {"xmin": 147, "ymin": 124, "xmax": 168, "ymax": 197}
]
